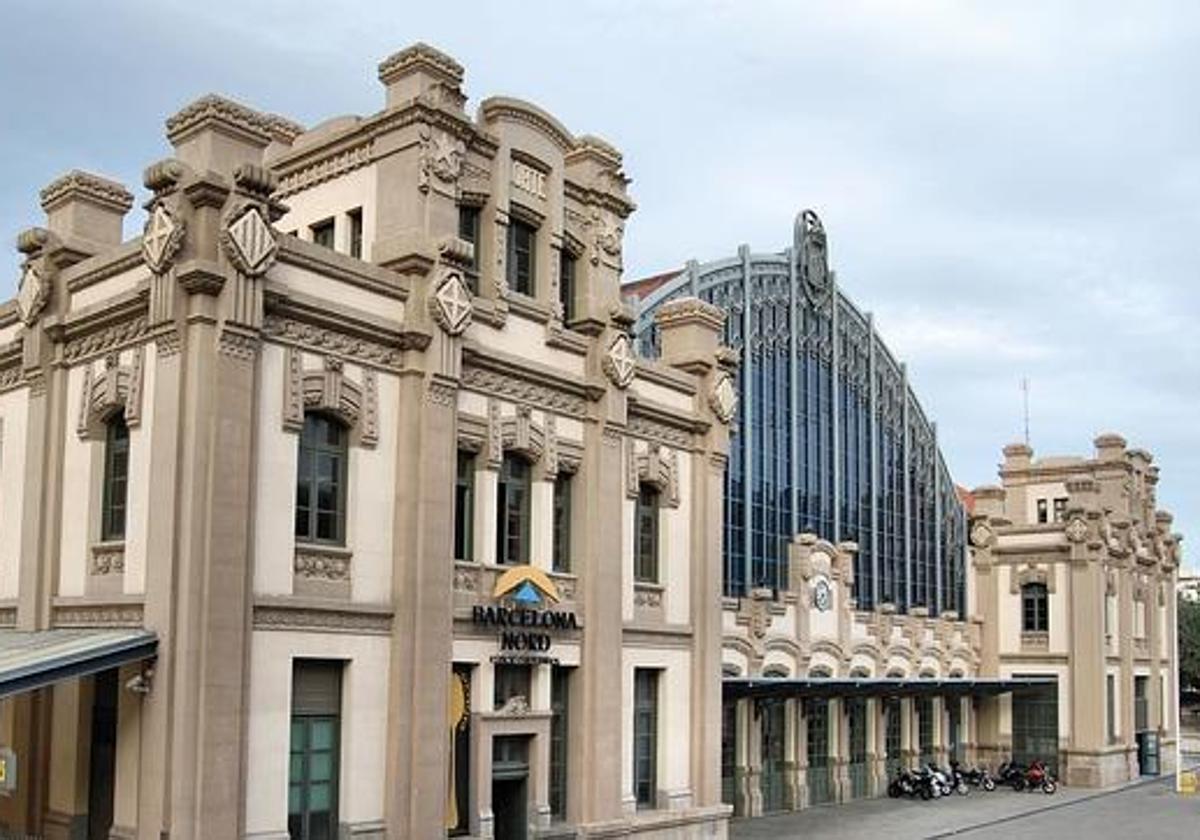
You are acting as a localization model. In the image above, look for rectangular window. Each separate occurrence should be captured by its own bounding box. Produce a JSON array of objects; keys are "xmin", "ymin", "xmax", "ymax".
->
[
  {"xmin": 1134, "ymin": 675, "xmax": 1148, "ymax": 731},
  {"xmin": 1022, "ymin": 583, "xmax": 1049, "ymax": 633},
  {"xmin": 289, "ymin": 660, "xmax": 342, "ymax": 840},
  {"xmin": 549, "ymin": 666, "xmax": 571, "ymax": 820},
  {"xmin": 1036, "ymin": 498, "xmax": 1048, "ymax": 524},
  {"xmin": 633, "ymin": 669, "xmax": 659, "ymax": 808},
  {"xmin": 1052, "ymin": 497, "xmax": 1067, "ymax": 523},
  {"xmin": 102, "ymin": 417, "xmax": 130, "ymax": 541},
  {"xmin": 1107, "ymin": 673, "xmax": 1116, "ymax": 742},
  {"xmin": 454, "ymin": 450, "xmax": 475, "ymax": 561},
  {"xmin": 494, "ymin": 664, "xmax": 531, "ymax": 711},
  {"xmin": 347, "ymin": 208, "xmax": 363, "ymax": 259},
  {"xmin": 310, "ymin": 218, "xmax": 335, "ymax": 250},
  {"xmin": 552, "ymin": 473, "xmax": 572, "ymax": 573},
  {"xmin": 496, "ymin": 454, "xmax": 531, "ymax": 565},
  {"xmin": 559, "ymin": 250, "xmax": 576, "ymax": 322},
  {"xmin": 295, "ymin": 414, "xmax": 348, "ymax": 545},
  {"xmin": 458, "ymin": 205, "xmax": 480, "ymax": 292},
  {"xmin": 635, "ymin": 485, "xmax": 660, "ymax": 583},
  {"xmin": 506, "ymin": 219, "xmax": 536, "ymax": 296}
]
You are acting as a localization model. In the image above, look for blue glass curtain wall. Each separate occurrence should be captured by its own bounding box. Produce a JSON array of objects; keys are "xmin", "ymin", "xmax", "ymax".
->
[{"xmin": 632, "ymin": 227, "xmax": 966, "ymax": 617}]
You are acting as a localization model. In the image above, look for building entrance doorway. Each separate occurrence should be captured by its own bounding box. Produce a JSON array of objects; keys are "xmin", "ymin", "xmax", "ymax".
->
[
  {"xmin": 492, "ymin": 736, "xmax": 529, "ymax": 840},
  {"xmin": 805, "ymin": 699, "xmax": 831, "ymax": 805},
  {"xmin": 760, "ymin": 701, "xmax": 787, "ymax": 813},
  {"xmin": 87, "ymin": 669, "xmax": 118, "ymax": 840},
  {"xmin": 884, "ymin": 698, "xmax": 902, "ymax": 779},
  {"xmin": 846, "ymin": 698, "xmax": 868, "ymax": 799},
  {"xmin": 1012, "ymin": 679, "xmax": 1059, "ymax": 774}
]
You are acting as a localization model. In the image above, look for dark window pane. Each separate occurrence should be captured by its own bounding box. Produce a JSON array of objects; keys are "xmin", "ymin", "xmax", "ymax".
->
[{"xmin": 297, "ymin": 414, "xmax": 348, "ymax": 545}]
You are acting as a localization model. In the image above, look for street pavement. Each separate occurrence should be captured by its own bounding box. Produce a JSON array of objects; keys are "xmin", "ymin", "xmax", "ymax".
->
[{"xmin": 731, "ymin": 769, "xmax": 1200, "ymax": 839}]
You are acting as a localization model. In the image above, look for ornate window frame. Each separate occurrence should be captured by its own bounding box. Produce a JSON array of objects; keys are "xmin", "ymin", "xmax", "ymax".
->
[{"xmin": 282, "ymin": 348, "xmax": 378, "ymax": 449}]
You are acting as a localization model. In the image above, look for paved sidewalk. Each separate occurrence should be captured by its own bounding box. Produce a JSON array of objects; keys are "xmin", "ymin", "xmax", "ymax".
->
[{"xmin": 730, "ymin": 771, "xmax": 1200, "ymax": 839}]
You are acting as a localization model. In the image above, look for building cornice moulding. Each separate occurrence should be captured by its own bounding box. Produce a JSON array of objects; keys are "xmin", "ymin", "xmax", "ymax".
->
[
  {"xmin": 252, "ymin": 597, "xmax": 393, "ymax": 636},
  {"xmin": 276, "ymin": 236, "xmax": 410, "ymax": 301}
]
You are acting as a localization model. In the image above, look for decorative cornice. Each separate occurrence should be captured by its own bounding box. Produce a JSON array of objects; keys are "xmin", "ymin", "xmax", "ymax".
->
[
  {"xmin": 51, "ymin": 598, "xmax": 144, "ymax": 628},
  {"xmin": 276, "ymin": 236, "xmax": 409, "ymax": 301},
  {"xmin": 377, "ymin": 42, "xmax": 465, "ymax": 86},
  {"xmin": 480, "ymin": 97, "xmax": 576, "ymax": 153},
  {"xmin": 40, "ymin": 170, "xmax": 134, "ymax": 214},
  {"xmin": 263, "ymin": 314, "xmax": 404, "ymax": 370},
  {"xmin": 275, "ymin": 142, "xmax": 373, "ymax": 198},
  {"xmin": 166, "ymin": 94, "xmax": 275, "ymax": 146},
  {"xmin": 252, "ymin": 598, "xmax": 393, "ymax": 636},
  {"xmin": 62, "ymin": 313, "xmax": 149, "ymax": 364}
]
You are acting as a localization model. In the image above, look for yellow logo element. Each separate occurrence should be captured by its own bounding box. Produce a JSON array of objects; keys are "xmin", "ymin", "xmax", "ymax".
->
[{"xmin": 492, "ymin": 565, "xmax": 560, "ymax": 605}]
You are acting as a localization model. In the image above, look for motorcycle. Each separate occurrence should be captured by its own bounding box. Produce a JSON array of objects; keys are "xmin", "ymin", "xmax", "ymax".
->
[
  {"xmin": 950, "ymin": 759, "xmax": 996, "ymax": 791},
  {"xmin": 918, "ymin": 764, "xmax": 947, "ymax": 799},
  {"xmin": 994, "ymin": 759, "xmax": 1026, "ymax": 789},
  {"xmin": 1014, "ymin": 759, "xmax": 1057, "ymax": 794},
  {"xmin": 887, "ymin": 767, "xmax": 920, "ymax": 799},
  {"xmin": 944, "ymin": 761, "xmax": 972, "ymax": 795}
]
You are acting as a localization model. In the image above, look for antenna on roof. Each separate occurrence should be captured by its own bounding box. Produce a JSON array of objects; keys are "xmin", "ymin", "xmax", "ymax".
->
[{"xmin": 1021, "ymin": 377, "xmax": 1031, "ymax": 447}]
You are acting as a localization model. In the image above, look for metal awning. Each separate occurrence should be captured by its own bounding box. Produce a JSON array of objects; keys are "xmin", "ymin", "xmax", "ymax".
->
[
  {"xmin": 0, "ymin": 629, "xmax": 157, "ymax": 698},
  {"xmin": 723, "ymin": 676, "xmax": 1058, "ymax": 701}
]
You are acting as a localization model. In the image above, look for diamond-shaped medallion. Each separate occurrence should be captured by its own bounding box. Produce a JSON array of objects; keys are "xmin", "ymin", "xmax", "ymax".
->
[
  {"xmin": 16, "ymin": 263, "xmax": 47, "ymax": 325},
  {"xmin": 1065, "ymin": 517, "xmax": 1089, "ymax": 544},
  {"xmin": 225, "ymin": 207, "xmax": 277, "ymax": 275},
  {"xmin": 604, "ymin": 333, "xmax": 636, "ymax": 389},
  {"xmin": 432, "ymin": 271, "xmax": 473, "ymax": 335},
  {"xmin": 710, "ymin": 373, "xmax": 737, "ymax": 423},
  {"xmin": 142, "ymin": 204, "xmax": 180, "ymax": 272}
]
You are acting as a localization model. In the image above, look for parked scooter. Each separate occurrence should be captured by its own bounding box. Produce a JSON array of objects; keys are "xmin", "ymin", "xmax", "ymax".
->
[
  {"xmin": 950, "ymin": 759, "xmax": 996, "ymax": 791},
  {"xmin": 944, "ymin": 762, "xmax": 972, "ymax": 795},
  {"xmin": 994, "ymin": 759, "xmax": 1026, "ymax": 789}
]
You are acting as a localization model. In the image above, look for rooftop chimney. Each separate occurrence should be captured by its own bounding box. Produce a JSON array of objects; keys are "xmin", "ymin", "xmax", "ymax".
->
[
  {"xmin": 39, "ymin": 170, "xmax": 134, "ymax": 250},
  {"xmin": 377, "ymin": 43, "xmax": 466, "ymax": 112},
  {"xmin": 165, "ymin": 94, "xmax": 275, "ymax": 175}
]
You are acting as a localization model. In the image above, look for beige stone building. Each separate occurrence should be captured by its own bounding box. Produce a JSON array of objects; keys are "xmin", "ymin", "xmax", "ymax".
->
[
  {"xmin": 968, "ymin": 435, "xmax": 1182, "ymax": 786},
  {"xmin": 0, "ymin": 44, "xmax": 733, "ymax": 840}
]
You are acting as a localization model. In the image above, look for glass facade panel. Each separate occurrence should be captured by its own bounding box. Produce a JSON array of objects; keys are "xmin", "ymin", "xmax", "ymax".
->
[{"xmin": 632, "ymin": 243, "xmax": 966, "ymax": 614}]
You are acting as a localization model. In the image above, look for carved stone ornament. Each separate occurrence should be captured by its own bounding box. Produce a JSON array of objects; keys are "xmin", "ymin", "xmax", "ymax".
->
[
  {"xmin": 142, "ymin": 203, "xmax": 185, "ymax": 274},
  {"xmin": 590, "ymin": 209, "xmax": 623, "ymax": 266},
  {"xmin": 603, "ymin": 333, "xmax": 636, "ymax": 389},
  {"xmin": 430, "ymin": 269, "xmax": 473, "ymax": 335},
  {"xmin": 797, "ymin": 209, "xmax": 830, "ymax": 304},
  {"xmin": 709, "ymin": 373, "xmax": 737, "ymax": 424},
  {"xmin": 221, "ymin": 206, "xmax": 277, "ymax": 276},
  {"xmin": 418, "ymin": 127, "xmax": 465, "ymax": 193},
  {"xmin": 16, "ymin": 263, "xmax": 49, "ymax": 325},
  {"xmin": 969, "ymin": 521, "xmax": 994, "ymax": 548},
  {"xmin": 1065, "ymin": 516, "xmax": 1089, "ymax": 544}
]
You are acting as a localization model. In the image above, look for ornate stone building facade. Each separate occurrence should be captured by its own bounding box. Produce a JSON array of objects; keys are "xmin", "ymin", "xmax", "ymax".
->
[
  {"xmin": 0, "ymin": 45, "xmax": 731, "ymax": 840},
  {"xmin": 969, "ymin": 435, "xmax": 1182, "ymax": 786}
]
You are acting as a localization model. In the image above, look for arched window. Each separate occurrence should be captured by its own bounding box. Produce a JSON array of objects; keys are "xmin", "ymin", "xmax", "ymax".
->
[
  {"xmin": 101, "ymin": 415, "xmax": 130, "ymax": 541},
  {"xmin": 1022, "ymin": 582, "xmax": 1048, "ymax": 633},
  {"xmin": 295, "ymin": 413, "xmax": 348, "ymax": 545},
  {"xmin": 496, "ymin": 453, "xmax": 531, "ymax": 565},
  {"xmin": 635, "ymin": 483, "xmax": 660, "ymax": 582}
]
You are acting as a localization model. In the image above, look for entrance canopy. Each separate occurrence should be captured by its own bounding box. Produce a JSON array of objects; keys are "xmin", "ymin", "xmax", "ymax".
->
[
  {"xmin": 0, "ymin": 629, "xmax": 157, "ymax": 698},
  {"xmin": 723, "ymin": 676, "xmax": 1057, "ymax": 701}
]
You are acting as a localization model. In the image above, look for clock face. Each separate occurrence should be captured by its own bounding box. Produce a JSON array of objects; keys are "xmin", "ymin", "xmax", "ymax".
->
[{"xmin": 813, "ymin": 579, "xmax": 832, "ymax": 612}]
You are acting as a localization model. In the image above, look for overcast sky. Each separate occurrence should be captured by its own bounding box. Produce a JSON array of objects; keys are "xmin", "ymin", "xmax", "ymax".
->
[{"xmin": 2, "ymin": 1, "xmax": 1196, "ymax": 569}]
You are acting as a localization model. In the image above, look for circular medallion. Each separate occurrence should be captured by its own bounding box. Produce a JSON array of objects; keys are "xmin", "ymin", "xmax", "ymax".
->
[{"xmin": 813, "ymin": 578, "xmax": 833, "ymax": 612}]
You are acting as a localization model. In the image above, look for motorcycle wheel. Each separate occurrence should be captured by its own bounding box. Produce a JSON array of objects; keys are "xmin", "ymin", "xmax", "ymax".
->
[
  {"xmin": 1042, "ymin": 780, "xmax": 1057, "ymax": 795},
  {"xmin": 982, "ymin": 777, "xmax": 996, "ymax": 792},
  {"xmin": 956, "ymin": 782, "xmax": 969, "ymax": 795},
  {"xmin": 920, "ymin": 786, "xmax": 932, "ymax": 801},
  {"xmin": 1011, "ymin": 778, "xmax": 1026, "ymax": 791},
  {"xmin": 888, "ymin": 780, "xmax": 902, "ymax": 798}
]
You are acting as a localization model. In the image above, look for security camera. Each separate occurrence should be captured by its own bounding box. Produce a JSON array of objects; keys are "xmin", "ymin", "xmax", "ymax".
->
[{"xmin": 125, "ymin": 667, "xmax": 154, "ymax": 695}]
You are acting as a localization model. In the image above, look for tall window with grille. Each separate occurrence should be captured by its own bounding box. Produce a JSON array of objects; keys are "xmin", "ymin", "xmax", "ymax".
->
[
  {"xmin": 1022, "ymin": 583, "xmax": 1049, "ymax": 633},
  {"xmin": 506, "ymin": 218, "xmax": 536, "ymax": 296},
  {"xmin": 347, "ymin": 208, "xmax": 363, "ymax": 259},
  {"xmin": 635, "ymin": 484, "xmax": 659, "ymax": 583},
  {"xmin": 102, "ymin": 415, "xmax": 130, "ymax": 541},
  {"xmin": 295, "ymin": 414, "xmax": 348, "ymax": 545},
  {"xmin": 454, "ymin": 450, "xmax": 474, "ymax": 561},
  {"xmin": 549, "ymin": 666, "xmax": 571, "ymax": 820},
  {"xmin": 632, "ymin": 669, "xmax": 658, "ymax": 808},
  {"xmin": 496, "ymin": 454, "xmax": 531, "ymax": 565},
  {"xmin": 458, "ymin": 205, "xmax": 480, "ymax": 293},
  {"xmin": 559, "ymin": 249, "xmax": 576, "ymax": 323},
  {"xmin": 289, "ymin": 660, "xmax": 342, "ymax": 840},
  {"xmin": 552, "ymin": 473, "xmax": 572, "ymax": 572}
]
